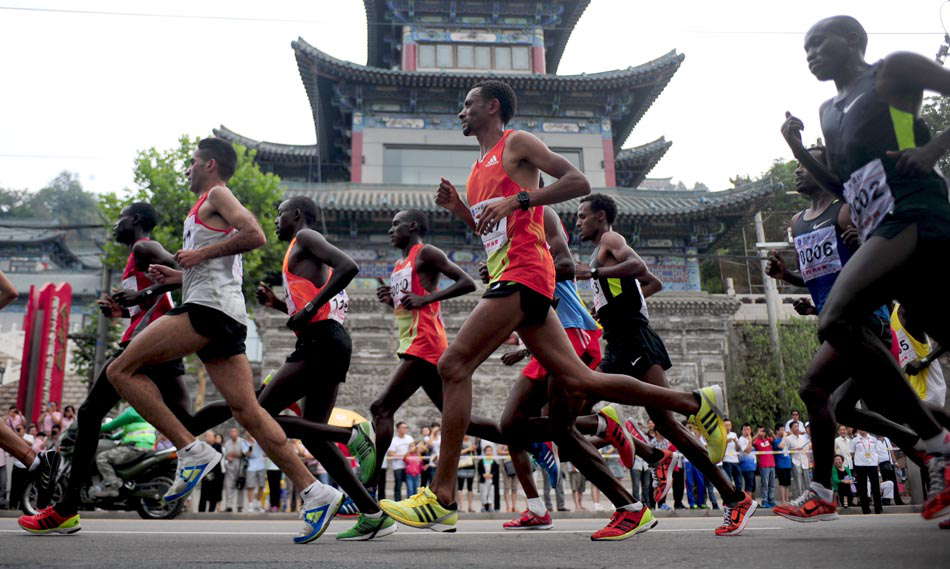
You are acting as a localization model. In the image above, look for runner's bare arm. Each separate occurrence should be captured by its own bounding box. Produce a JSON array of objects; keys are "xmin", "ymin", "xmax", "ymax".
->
[
  {"xmin": 256, "ymin": 283, "xmax": 288, "ymax": 314},
  {"xmin": 836, "ymin": 203, "xmax": 861, "ymax": 251},
  {"xmin": 175, "ymin": 186, "xmax": 266, "ymax": 268},
  {"xmin": 287, "ymin": 228, "xmax": 359, "ymax": 330},
  {"xmin": 638, "ymin": 272, "xmax": 663, "ymax": 298},
  {"xmin": 474, "ymin": 131, "xmax": 590, "ymax": 235},
  {"xmin": 436, "ymin": 178, "xmax": 477, "ymax": 230},
  {"xmin": 113, "ymin": 240, "xmax": 181, "ymax": 307},
  {"xmin": 781, "ymin": 111, "xmax": 844, "ymax": 196},
  {"xmin": 403, "ymin": 245, "xmax": 476, "ymax": 308},
  {"xmin": 878, "ymin": 52, "xmax": 950, "ymax": 176},
  {"xmin": 0, "ymin": 270, "xmax": 16, "ymax": 310},
  {"xmin": 597, "ymin": 233, "xmax": 651, "ymax": 280},
  {"xmin": 542, "ymin": 206, "xmax": 575, "ymax": 281},
  {"xmin": 905, "ymin": 344, "xmax": 948, "ymax": 376}
]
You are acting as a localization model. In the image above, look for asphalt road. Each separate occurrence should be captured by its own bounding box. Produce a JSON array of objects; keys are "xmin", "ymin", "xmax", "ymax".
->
[{"xmin": 1, "ymin": 514, "xmax": 946, "ymax": 568}]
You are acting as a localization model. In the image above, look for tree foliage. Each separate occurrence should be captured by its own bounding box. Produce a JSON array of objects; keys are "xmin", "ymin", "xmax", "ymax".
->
[
  {"xmin": 0, "ymin": 171, "xmax": 100, "ymax": 228},
  {"xmin": 727, "ymin": 318, "xmax": 819, "ymax": 429},
  {"xmin": 69, "ymin": 302, "xmax": 122, "ymax": 383},
  {"xmin": 98, "ymin": 136, "xmax": 284, "ymax": 298},
  {"xmin": 921, "ymin": 95, "xmax": 950, "ymax": 175}
]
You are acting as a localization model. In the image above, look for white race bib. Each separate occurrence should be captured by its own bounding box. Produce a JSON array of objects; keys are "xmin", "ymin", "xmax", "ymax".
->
[
  {"xmin": 591, "ymin": 278, "xmax": 607, "ymax": 312},
  {"xmin": 121, "ymin": 276, "xmax": 141, "ymax": 317},
  {"xmin": 470, "ymin": 197, "xmax": 509, "ymax": 255},
  {"xmin": 327, "ymin": 290, "xmax": 349, "ymax": 324},
  {"xmin": 390, "ymin": 265, "xmax": 412, "ymax": 309},
  {"xmin": 794, "ymin": 226, "xmax": 842, "ymax": 281},
  {"xmin": 843, "ymin": 159, "xmax": 894, "ymax": 242}
]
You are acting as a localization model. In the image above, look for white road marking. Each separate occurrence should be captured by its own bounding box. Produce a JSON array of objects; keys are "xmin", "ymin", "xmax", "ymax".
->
[{"xmin": 0, "ymin": 527, "xmax": 784, "ymax": 536}]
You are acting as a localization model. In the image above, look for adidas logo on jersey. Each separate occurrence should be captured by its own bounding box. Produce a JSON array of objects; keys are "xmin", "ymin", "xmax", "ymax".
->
[{"xmin": 485, "ymin": 155, "xmax": 499, "ymax": 167}]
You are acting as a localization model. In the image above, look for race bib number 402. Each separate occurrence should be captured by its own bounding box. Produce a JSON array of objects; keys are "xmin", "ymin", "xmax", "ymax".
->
[
  {"xmin": 470, "ymin": 197, "xmax": 508, "ymax": 255},
  {"xmin": 794, "ymin": 226, "xmax": 841, "ymax": 282},
  {"xmin": 843, "ymin": 159, "xmax": 894, "ymax": 242}
]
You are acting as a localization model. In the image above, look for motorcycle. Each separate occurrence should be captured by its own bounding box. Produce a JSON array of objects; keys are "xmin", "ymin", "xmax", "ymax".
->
[{"xmin": 21, "ymin": 425, "xmax": 185, "ymax": 520}]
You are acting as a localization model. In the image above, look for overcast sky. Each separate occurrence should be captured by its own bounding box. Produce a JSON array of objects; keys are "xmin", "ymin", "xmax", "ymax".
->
[{"xmin": 0, "ymin": 0, "xmax": 946, "ymax": 195}]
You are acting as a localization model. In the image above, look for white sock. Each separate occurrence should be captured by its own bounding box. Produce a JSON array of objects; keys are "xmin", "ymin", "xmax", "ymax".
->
[
  {"xmin": 364, "ymin": 509, "xmax": 383, "ymax": 519},
  {"xmin": 810, "ymin": 481, "xmax": 833, "ymax": 502},
  {"xmin": 527, "ymin": 497, "xmax": 547, "ymax": 516},
  {"xmin": 596, "ymin": 415, "xmax": 607, "ymax": 436},
  {"xmin": 922, "ymin": 431, "xmax": 950, "ymax": 454},
  {"xmin": 27, "ymin": 456, "xmax": 40, "ymax": 471},
  {"xmin": 619, "ymin": 502, "xmax": 643, "ymax": 512}
]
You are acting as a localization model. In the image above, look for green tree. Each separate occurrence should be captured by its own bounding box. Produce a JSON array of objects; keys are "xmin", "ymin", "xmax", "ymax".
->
[
  {"xmin": 0, "ymin": 171, "xmax": 100, "ymax": 226},
  {"xmin": 99, "ymin": 136, "xmax": 284, "ymax": 297},
  {"xmin": 921, "ymin": 95, "xmax": 950, "ymax": 175}
]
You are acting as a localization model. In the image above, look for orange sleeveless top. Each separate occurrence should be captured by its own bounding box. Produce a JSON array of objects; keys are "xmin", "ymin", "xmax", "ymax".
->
[
  {"xmin": 390, "ymin": 243, "xmax": 448, "ymax": 366},
  {"xmin": 281, "ymin": 237, "xmax": 349, "ymax": 334},
  {"xmin": 465, "ymin": 129, "xmax": 555, "ymax": 299}
]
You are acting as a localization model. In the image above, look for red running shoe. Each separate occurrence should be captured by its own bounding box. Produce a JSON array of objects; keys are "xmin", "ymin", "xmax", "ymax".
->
[
  {"xmin": 773, "ymin": 485, "xmax": 837, "ymax": 523},
  {"xmin": 598, "ymin": 406, "xmax": 633, "ymax": 469},
  {"xmin": 922, "ymin": 453, "xmax": 950, "ymax": 520},
  {"xmin": 652, "ymin": 449, "xmax": 676, "ymax": 505},
  {"xmin": 503, "ymin": 510, "xmax": 553, "ymax": 530},
  {"xmin": 939, "ymin": 518, "xmax": 950, "ymax": 529},
  {"xmin": 591, "ymin": 507, "xmax": 656, "ymax": 541},
  {"xmin": 715, "ymin": 492, "xmax": 758, "ymax": 536},
  {"xmin": 18, "ymin": 506, "xmax": 81, "ymax": 535}
]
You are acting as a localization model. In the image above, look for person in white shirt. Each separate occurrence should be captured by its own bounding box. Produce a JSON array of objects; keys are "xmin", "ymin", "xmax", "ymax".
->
[
  {"xmin": 222, "ymin": 428, "xmax": 249, "ymax": 512},
  {"xmin": 784, "ymin": 410, "xmax": 803, "ymax": 433},
  {"xmin": 387, "ymin": 422, "xmax": 414, "ymax": 501},
  {"xmin": 783, "ymin": 421, "xmax": 811, "ymax": 498},
  {"xmin": 244, "ymin": 436, "xmax": 266, "ymax": 513},
  {"xmin": 850, "ymin": 430, "xmax": 882, "ymax": 514},
  {"xmin": 833, "ymin": 425, "xmax": 853, "ymax": 469},
  {"xmin": 875, "ymin": 435, "xmax": 903, "ymax": 505},
  {"xmin": 721, "ymin": 420, "xmax": 744, "ymax": 493}
]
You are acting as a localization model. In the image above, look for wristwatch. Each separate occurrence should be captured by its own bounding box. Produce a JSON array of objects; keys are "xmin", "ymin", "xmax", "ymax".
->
[{"xmin": 516, "ymin": 191, "xmax": 531, "ymax": 211}]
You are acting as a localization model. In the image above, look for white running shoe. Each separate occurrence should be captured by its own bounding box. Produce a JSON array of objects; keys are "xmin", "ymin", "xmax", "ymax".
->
[
  {"xmin": 296, "ymin": 483, "xmax": 344, "ymax": 544},
  {"xmin": 163, "ymin": 440, "xmax": 221, "ymax": 502}
]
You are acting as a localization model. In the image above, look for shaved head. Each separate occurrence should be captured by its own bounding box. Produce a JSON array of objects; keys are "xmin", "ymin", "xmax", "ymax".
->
[{"xmin": 812, "ymin": 15, "xmax": 867, "ymax": 55}]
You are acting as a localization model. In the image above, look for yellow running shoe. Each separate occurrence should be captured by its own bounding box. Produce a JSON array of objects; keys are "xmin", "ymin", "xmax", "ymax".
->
[
  {"xmin": 379, "ymin": 487, "xmax": 458, "ymax": 532},
  {"xmin": 689, "ymin": 385, "xmax": 728, "ymax": 464}
]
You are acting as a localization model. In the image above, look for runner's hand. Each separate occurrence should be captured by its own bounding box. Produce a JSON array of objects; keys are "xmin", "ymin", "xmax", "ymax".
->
[
  {"xmin": 436, "ymin": 178, "xmax": 464, "ymax": 212},
  {"xmin": 97, "ymin": 294, "xmax": 123, "ymax": 318},
  {"xmin": 376, "ymin": 280, "xmax": 394, "ymax": 307},
  {"xmin": 286, "ymin": 310, "xmax": 311, "ymax": 332},
  {"xmin": 765, "ymin": 251, "xmax": 786, "ymax": 279},
  {"xmin": 477, "ymin": 262, "xmax": 490, "ymax": 284},
  {"xmin": 400, "ymin": 293, "xmax": 429, "ymax": 310},
  {"xmin": 256, "ymin": 283, "xmax": 278, "ymax": 308},
  {"xmin": 501, "ymin": 350, "xmax": 528, "ymax": 366},
  {"xmin": 475, "ymin": 195, "xmax": 517, "ymax": 236},
  {"xmin": 148, "ymin": 264, "xmax": 182, "ymax": 285},
  {"xmin": 175, "ymin": 248, "xmax": 207, "ymax": 269},
  {"xmin": 792, "ymin": 297, "xmax": 816, "ymax": 316},
  {"xmin": 575, "ymin": 262, "xmax": 593, "ymax": 280},
  {"xmin": 904, "ymin": 358, "xmax": 927, "ymax": 377},
  {"xmin": 886, "ymin": 146, "xmax": 939, "ymax": 178},
  {"xmin": 840, "ymin": 227, "xmax": 861, "ymax": 251},
  {"xmin": 781, "ymin": 111, "xmax": 805, "ymax": 148},
  {"xmin": 111, "ymin": 289, "xmax": 141, "ymax": 307}
]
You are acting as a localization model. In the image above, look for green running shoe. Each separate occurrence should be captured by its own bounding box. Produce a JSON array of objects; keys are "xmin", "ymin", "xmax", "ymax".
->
[
  {"xmin": 336, "ymin": 512, "xmax": 397, "ymax": 541},
  {"xmin": 348, "ymin": 421, "xmax": 378, "ymax": 485}
]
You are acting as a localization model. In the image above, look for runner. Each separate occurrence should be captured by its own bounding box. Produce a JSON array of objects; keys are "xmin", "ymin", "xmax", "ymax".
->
[
  {"xmin": 781, "ymin": 15, "xmax": 950, "ymax": 521},
  {"xmin": 254, "ymin": 195, "xmax": 393, "ymax": 541},
  {"xmin": 891, "ymin": 303, "xmax": 948, "ymax": 410},
  {"xmin": 104, "ymin": 138, "xmax": 343, "ymax": 543},
  {"xmin": 379, "ymin": 80, "xmax": 728, "ymax": 540},
  {"xmin": 0, "ymin": 270, "xmax": 60, "ymax": 514},
  {"xmin": 18, "ymin": 203, "xmax": 230, "ymax": 535},
  {"xmin": 575, "ymin": 193, "xmax": 756, "ymax": 536}
]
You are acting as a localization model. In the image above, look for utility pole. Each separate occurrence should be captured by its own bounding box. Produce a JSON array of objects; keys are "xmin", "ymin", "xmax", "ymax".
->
[
  {"xmin": 754, "ymin": 211, "xmax": 786, "ymax": 383},
  {"xmin": 92, "ymin": 266, "xmax": 112, "ymax": 384}
]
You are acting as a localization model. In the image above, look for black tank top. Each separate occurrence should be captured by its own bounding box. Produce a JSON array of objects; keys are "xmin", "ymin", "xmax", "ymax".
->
[
  {"xmin": 790, "ymin": 201, "xmax": 853, "ymax": 313},
  {"xmin": 590, "ymin": 246, "xmax": 649, "ymax": 336}
]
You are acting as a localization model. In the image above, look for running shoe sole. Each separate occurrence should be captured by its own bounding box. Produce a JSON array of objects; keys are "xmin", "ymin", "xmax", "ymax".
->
[
  {"xmin": 716, "ymin": 500, "xmax": 760, "ymax": 535},
  {"xmin": 590, "ymin": 518, "xmax": 657, "ymax": 541},
  {"xmin": 336, "ymin": 521, "xmax": 398, "ymax": 541},
  {"xmin": 504, "ymin": 523, "xmax": 553, "ymax": 530},
  {"xmin": 773, "ymin": 510, "xmax": 837, "ymax": 524},
  {"xmin": 380, "ymin": 505, "xmax": 457, "ymax": 533}
]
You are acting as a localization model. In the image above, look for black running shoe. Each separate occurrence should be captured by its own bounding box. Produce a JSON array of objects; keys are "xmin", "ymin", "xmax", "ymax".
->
[{"xmin": 35, "ymin": 450, "xmax": 61, "ymax": 509}]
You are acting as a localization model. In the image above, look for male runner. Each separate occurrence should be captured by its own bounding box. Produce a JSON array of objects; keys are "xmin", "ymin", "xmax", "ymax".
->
[
  {"xmin": 105, "ymin": 138, "xmax": 342, "ymax": 543},
  {"xmin": 575, "ymin": 193, "xmax": 756, "ymax": 536},
  {"xmin": 19, "ymin": 203, "xmax": 231, "ymax": 534},
  {"xmin": 781, "ymin": 15, "xmax": 950, "ymax": 521},
  {"xmin": 254, "ymin": 195, "xmax": 393, "ymax": 541},
  {"xmin": 0, "ymin": 271, "xmax": 60, "ymax": 513},
  {"xmin": 892, "ymin": 303, "xmax": 947, "ymax": 409},
  {"xmin": 380, "ymin": 80, "xmax": 728, "ymax": 539}
]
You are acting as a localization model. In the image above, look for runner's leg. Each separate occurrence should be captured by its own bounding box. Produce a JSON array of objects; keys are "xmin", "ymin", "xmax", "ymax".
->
[
  {"xmin": 798, "ymin": 342, "xmax": 851, "ymax": 490},
  {"xmin": 831, "ymin": 379, "xmax": 921, "ymax": 456},
  {"xmin": 419, "ymin": 365, "xmax": 506, "ymax": 444},
  {"xmin": 370, "ymin": 358, "xmax": 428, "ymax": 489},
  {"xmin": 499, "ymin": 374, "xmax": 550, "ymax": 500}
]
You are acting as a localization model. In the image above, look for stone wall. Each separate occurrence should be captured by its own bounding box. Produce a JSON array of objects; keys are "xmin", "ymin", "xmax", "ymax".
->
[{"xmin": 256, "ymin": 291, "xmax": 741, "ymax": 431}]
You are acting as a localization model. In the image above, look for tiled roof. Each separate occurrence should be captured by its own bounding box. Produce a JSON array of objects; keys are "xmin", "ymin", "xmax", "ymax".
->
[
  {"xmin": 283, "ymin": 179, "xmax": 782, "ymax": 222},
  {"xmin": 615, "ymin": 137, "xmax": 673, "ymax": 189},
  {"xmin": 213, "ymin": 126, "xmax": 318, "ymax": 162}
]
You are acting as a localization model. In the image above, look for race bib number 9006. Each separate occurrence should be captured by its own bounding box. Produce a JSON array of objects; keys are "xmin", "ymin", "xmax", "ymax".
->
[{"xmin": 843, "ymin": 159, "xmax": 894, "ymax": 242}]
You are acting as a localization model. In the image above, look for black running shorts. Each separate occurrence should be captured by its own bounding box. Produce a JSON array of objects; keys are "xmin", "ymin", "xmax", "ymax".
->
[
  {"xmin": 482, "ymin": 281, "xmax": 552, "ymax": 327},
  {"xmin": 600, "ymin": 324, "xmax": 673, "ymax": 378},
  {"xmin": 167, "ymin": 303, "xmax": 247, "ymax": 363},
  {"xmin": 286, "ymin": 319, "xmax": 352, "ymax": 383}
]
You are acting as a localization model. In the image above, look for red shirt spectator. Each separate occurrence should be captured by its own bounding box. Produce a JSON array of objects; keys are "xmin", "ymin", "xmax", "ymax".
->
[{"xmin": 753, "ymin": 436, "xmax": 776, "ymax": 468}]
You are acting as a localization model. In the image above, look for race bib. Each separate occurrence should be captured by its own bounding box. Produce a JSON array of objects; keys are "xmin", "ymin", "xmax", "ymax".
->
[
  {"xmin": 328, "ymin": 291, "xmax": 349, "ymax": 324},
  {"xmin": 121, "ymin": 276, "xmax": 141, "ymax": 317},
  {"xmin": 390, "ymin": 265, "xmax": 412, "ymax": 309},
  {"xmin": 794, "ymin": 226, "xmax": 842, "ymax": 281},
  {"xmin": 470, "ymin": 197, "xmax": 509, "ymax": 255},
  {"xmin": 843, "ymin": 159, "xmax": 894, "ymax": 242},
  {"xmin": 591, "ymin": 278, "xmax": 607, "ymax": 312}
]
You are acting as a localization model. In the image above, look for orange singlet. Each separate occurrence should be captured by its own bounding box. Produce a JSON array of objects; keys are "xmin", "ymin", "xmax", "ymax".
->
[
  {"xmin": 390, "ymin": 243, "xmax": 448, "ymax": 366},
  {"xmin": 281, "ymin": 237, "xmax": 349, "ymax": 335},
  {"xmin": 466, "ymin": 129, "xmax": 555, "ymax": 299}
]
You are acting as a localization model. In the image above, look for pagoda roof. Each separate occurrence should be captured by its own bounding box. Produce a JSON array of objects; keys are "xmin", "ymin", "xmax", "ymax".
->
[
  {"xmin": 213, "ymin": 126, "xmax": 318, "ymax": 163},
  {"xmin": 293, "ymin": 38, "xmax": 683, "ymax": 160},
  {"xmin": 363, "ymin": 1, "xmax": 590, "ymax": 73},
  {"xmin": 615, "ymin": 137, "xmax": 673, "ymax": 189},
  {"xmin": 283, "ymin": 179, "xmax": 782, "ymax": 223}
]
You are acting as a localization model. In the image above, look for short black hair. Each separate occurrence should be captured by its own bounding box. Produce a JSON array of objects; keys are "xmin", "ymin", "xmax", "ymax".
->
[
  {"xmin": 473, "ymin": 80, "xmax": 517, "ymax": 124},
  {"xmin": 283, "ymin": 196, "xmax": 320, "ymax": 228},
  {"xmin": 823, "ymin": 15, "xmax": 868, "ymax": 55},
  {"xmin": 396, "ymin": 421, "xmax": 408, "ymax": 429},
  {"xmin": 197, "ymin": 137, "xmax": 238, "ymax": 181},
  {"xmin": 126, "ymin": 202, "xmax": 158, "ymax": 233},
  {"xmin": 775, "ymin": 423, "xmax": 784, "ymax": 431},
  {"xmin": 806, "ymin": 144, "xmax": 827, "ymax": 166},
  {"xmin": 401, "ymin": 209, "xmax": 429, "ymax": 237},
  {"xmin": 580, "ymin": 193, "xmax": 617, "ymax": 224}
]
